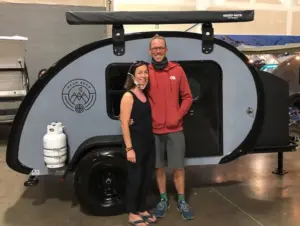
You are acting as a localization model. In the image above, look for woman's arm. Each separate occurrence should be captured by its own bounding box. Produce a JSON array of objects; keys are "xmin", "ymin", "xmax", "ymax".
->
[{"xmin": 120, "ymin": 92, "xmax": 134, "ymax": 150}]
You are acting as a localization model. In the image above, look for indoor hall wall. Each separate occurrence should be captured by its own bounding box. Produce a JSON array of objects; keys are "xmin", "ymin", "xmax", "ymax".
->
[
  {"xmin": 113, "ymin": 0, "xmax": 200, "ymax": 34},
  {"xmin": 113, "ymin": 0, "xmax": 300, "ymax": 36},
  {"xmin": 198, "ymin": 0, "xmax": 299, "ymax": 35},
  {"xmin": 0, "ymin": 2, "xmax": 107, "ymax": 85},
  {"xmin": 0, "ymin": 0, "xmax": 107, "ymax": 6}
]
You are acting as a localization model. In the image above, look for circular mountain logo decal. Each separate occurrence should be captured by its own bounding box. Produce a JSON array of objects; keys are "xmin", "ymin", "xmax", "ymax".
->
[{"xmin": 62, "ymin": 79, "xmax": 96, "ymax": 113}]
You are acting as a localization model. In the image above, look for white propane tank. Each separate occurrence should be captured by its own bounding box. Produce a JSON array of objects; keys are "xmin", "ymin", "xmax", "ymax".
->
[{"xmin": 43, "ymin": 122, "xmax": 67, "ymax": 168}]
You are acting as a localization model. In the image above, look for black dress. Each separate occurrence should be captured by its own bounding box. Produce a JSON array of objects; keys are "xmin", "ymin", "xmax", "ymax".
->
[{"xmin": 125, "ymin": 90, "xmax": 155, "ymax": 214}]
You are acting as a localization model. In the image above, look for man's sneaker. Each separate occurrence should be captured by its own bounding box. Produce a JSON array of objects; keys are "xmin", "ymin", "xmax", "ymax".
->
[
  {"xmin": 177, "ymin": 201, "xmax": 194, "ymax": 220},
  {"xmin": 153, "ymin": 199, "xmax": 170, "ymax": 218}
]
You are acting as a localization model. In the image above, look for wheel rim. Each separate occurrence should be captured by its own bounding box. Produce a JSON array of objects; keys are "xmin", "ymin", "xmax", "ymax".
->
[{"xmin": 89, "ymin": 165, "xmax": 126, "ymax": 207}]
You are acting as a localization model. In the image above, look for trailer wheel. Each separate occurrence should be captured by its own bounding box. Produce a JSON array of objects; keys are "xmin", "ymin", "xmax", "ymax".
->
[{"xmin": 73, "ymin": 148, "xmax": 127, "ymax": 216}]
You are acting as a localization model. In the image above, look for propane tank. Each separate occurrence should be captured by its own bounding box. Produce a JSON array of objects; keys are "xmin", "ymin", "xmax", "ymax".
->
[{"xmin": 43, "ymin": 122, "xmax": 67, "ymax": 168}]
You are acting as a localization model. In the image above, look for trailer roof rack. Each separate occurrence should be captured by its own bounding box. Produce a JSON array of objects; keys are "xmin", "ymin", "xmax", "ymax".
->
[{"xmin": 65, "ymin": 10, "xmax": 255, "ymax": 56}]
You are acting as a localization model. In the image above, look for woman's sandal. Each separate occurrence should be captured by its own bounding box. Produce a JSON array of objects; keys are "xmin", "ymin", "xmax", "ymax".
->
[
  {"xmin": 140, "ymin": 214, "xmax": 157, "ymax": 224},
  {"xmin": 128, "ymin": 219, "xmax": 147, "ymax": 226}
]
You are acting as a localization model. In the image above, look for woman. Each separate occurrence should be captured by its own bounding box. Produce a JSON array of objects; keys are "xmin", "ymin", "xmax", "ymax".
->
[{"xmin": 120, "ymin": 61, "xmax": 157, "ymax": 226}]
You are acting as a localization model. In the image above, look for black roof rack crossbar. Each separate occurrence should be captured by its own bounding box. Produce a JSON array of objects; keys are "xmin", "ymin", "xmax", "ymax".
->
[{"xmin": 66, "ymin": 10, "xmax": 254, "ymax": 25}]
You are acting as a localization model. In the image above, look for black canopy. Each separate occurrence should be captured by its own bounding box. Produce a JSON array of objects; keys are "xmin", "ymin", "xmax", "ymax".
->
[{"xmin": 66, "ymin": 10, "xmax": 254, "ymax": 25}]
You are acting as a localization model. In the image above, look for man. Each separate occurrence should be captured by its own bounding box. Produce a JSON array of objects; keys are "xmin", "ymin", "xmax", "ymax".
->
[{"xmin": 147, "ymin": 34, "xmax": 194, "ymax": 220}]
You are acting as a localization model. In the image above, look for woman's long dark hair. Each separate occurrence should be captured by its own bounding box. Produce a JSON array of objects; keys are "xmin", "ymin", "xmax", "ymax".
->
[{"xmin": 123, "ymin": 61, "xmax": 149, "ymax": 90}]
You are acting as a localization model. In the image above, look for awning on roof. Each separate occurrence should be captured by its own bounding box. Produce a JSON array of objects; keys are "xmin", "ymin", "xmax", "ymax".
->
[{"xmin": 66, "ymin": 10, "xmax": 254, "ymax": 25}]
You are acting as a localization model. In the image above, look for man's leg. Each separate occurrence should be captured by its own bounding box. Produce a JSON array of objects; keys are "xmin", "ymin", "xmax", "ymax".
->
[
  {"xmin": 156, "ymin": 168, "xmax": 167, "ymax": 198},
  {"xmin": 173, "ymin": 168, "xmax": 185, "ymax": 200},
  {"xmin": 153, "ymin": 134, "xmax": 170, "ymax": 218},
  {"xmin": 167, "ymin": 131, "xmax": 194, "ymax": 220}
]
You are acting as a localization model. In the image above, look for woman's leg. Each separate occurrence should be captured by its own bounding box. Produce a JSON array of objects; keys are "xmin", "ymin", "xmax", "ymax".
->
[
  {"xmin": 126, "ymin": 160, "xmax": 147, "ymax": 225},
  {"xmin": 138, "ymin": 148, "xmax": 156, "ymax": 222}
]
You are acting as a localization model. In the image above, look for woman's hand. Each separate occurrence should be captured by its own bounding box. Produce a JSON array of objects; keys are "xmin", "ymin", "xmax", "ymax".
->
[{"xmin": 127, "ymin": 150, "xmax": 136, "ymax": 163}]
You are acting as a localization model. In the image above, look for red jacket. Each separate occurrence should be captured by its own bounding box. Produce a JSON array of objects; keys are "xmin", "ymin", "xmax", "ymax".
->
[{"xmin": 147, "ymin": 61, "xmax": 193, "ymax": 134}]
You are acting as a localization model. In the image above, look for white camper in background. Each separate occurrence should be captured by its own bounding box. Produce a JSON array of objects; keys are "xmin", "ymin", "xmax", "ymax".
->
[{"xmin": 0, "ymin": 36, "xmax": 30, "ymax": 124}]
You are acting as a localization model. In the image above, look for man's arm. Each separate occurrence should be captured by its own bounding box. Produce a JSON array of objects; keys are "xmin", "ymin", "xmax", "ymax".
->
[{"xmin": 178, "ymin": 67, "xmax": 193, "ymax": 119}]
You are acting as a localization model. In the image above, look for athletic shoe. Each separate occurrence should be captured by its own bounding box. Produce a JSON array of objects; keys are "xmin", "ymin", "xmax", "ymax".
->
[
  {"xmin": 153, "ymin": 199, "xmax": 170, "ymax": 218},
  {"xmin": 177, "ymin": 201, "xmax": 194, "ymax": 220}
]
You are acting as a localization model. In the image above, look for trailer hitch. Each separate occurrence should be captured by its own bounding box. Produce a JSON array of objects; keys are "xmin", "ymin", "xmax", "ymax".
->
[{"xmin": 24, "ymin": 175, "xmax": 39, "ymax": 187}]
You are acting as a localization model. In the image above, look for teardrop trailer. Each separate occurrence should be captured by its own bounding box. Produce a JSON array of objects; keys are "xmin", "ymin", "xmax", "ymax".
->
[{"xmin": 5, "ymin": 10, "xmax": 297, "ymax": 216}]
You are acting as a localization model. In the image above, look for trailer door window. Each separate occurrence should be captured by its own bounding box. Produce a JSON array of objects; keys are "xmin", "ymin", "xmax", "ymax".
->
[{"xmin": 105, "ymin": 63, "xmax": 129, "ymax": 119}]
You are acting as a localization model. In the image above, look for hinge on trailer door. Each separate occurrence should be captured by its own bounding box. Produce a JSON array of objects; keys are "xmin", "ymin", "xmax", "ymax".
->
[
  {"xmin": 202, "ymin": 23, "xmax": 214, "ymax": 54},
  {"xmin": 112, "ymin": 24, "xmax": 125, "ymax": 56}
]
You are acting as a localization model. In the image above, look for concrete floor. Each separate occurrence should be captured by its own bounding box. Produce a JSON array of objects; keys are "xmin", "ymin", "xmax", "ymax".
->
[{"xmin": 1, "ymin": 125, "xmax": 300, "ymax": 226}]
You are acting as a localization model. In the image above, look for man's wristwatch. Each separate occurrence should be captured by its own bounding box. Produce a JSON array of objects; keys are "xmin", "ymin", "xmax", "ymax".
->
[{"xmin": 126, "ymin": 147, "xmax": 133, "ymax": 152}]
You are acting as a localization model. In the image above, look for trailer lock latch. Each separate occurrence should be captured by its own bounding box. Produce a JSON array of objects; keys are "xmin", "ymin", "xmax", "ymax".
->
[{"xmin": 246, "ymin": 107, "xmax": 255, "ymax": 117}]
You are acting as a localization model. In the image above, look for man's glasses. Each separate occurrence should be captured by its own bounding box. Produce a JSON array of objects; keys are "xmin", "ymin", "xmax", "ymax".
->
[{"xmin": 150, "ymin": 47, "xmax": 166, "ymax": 52}]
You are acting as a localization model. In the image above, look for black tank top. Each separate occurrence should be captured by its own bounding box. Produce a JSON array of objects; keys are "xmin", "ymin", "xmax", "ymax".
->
[{"xmin": 127, "ymin": 90, "xmax": 153, "ymax": 147}]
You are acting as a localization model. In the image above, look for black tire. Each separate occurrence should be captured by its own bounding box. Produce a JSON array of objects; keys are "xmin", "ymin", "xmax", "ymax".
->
[{"xmin": 74, "ymin": 147, "xmax": 127, "ymax": 216}]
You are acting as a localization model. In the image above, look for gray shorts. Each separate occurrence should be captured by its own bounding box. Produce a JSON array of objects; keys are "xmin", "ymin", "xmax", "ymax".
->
[{"xmin": 154, "ymin": 131, "xmax": 186, "ymax": 169}]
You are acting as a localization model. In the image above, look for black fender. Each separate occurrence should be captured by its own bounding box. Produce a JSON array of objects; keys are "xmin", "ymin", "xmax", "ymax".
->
[{"xmin": 61, "ymin": 135, "xmax": 125, "ymax": 180}]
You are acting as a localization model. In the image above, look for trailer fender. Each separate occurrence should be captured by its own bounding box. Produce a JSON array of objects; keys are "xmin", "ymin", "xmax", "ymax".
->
[{"xmin": 61, "ymin": 135, "xmax": 125, "ymax": 180}]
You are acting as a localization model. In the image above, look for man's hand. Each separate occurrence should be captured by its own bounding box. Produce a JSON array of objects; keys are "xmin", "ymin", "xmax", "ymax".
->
[
  {"xmin": 178, "ymin": 112, "xmax": 183, "ymax": 122},
  {"xmin": 129, "ymin": 119, "xmax": 134, "ymax": 125},
  {"xmin": 117, "ymin": 115, "xmax": 134, "ymax": 125}
]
